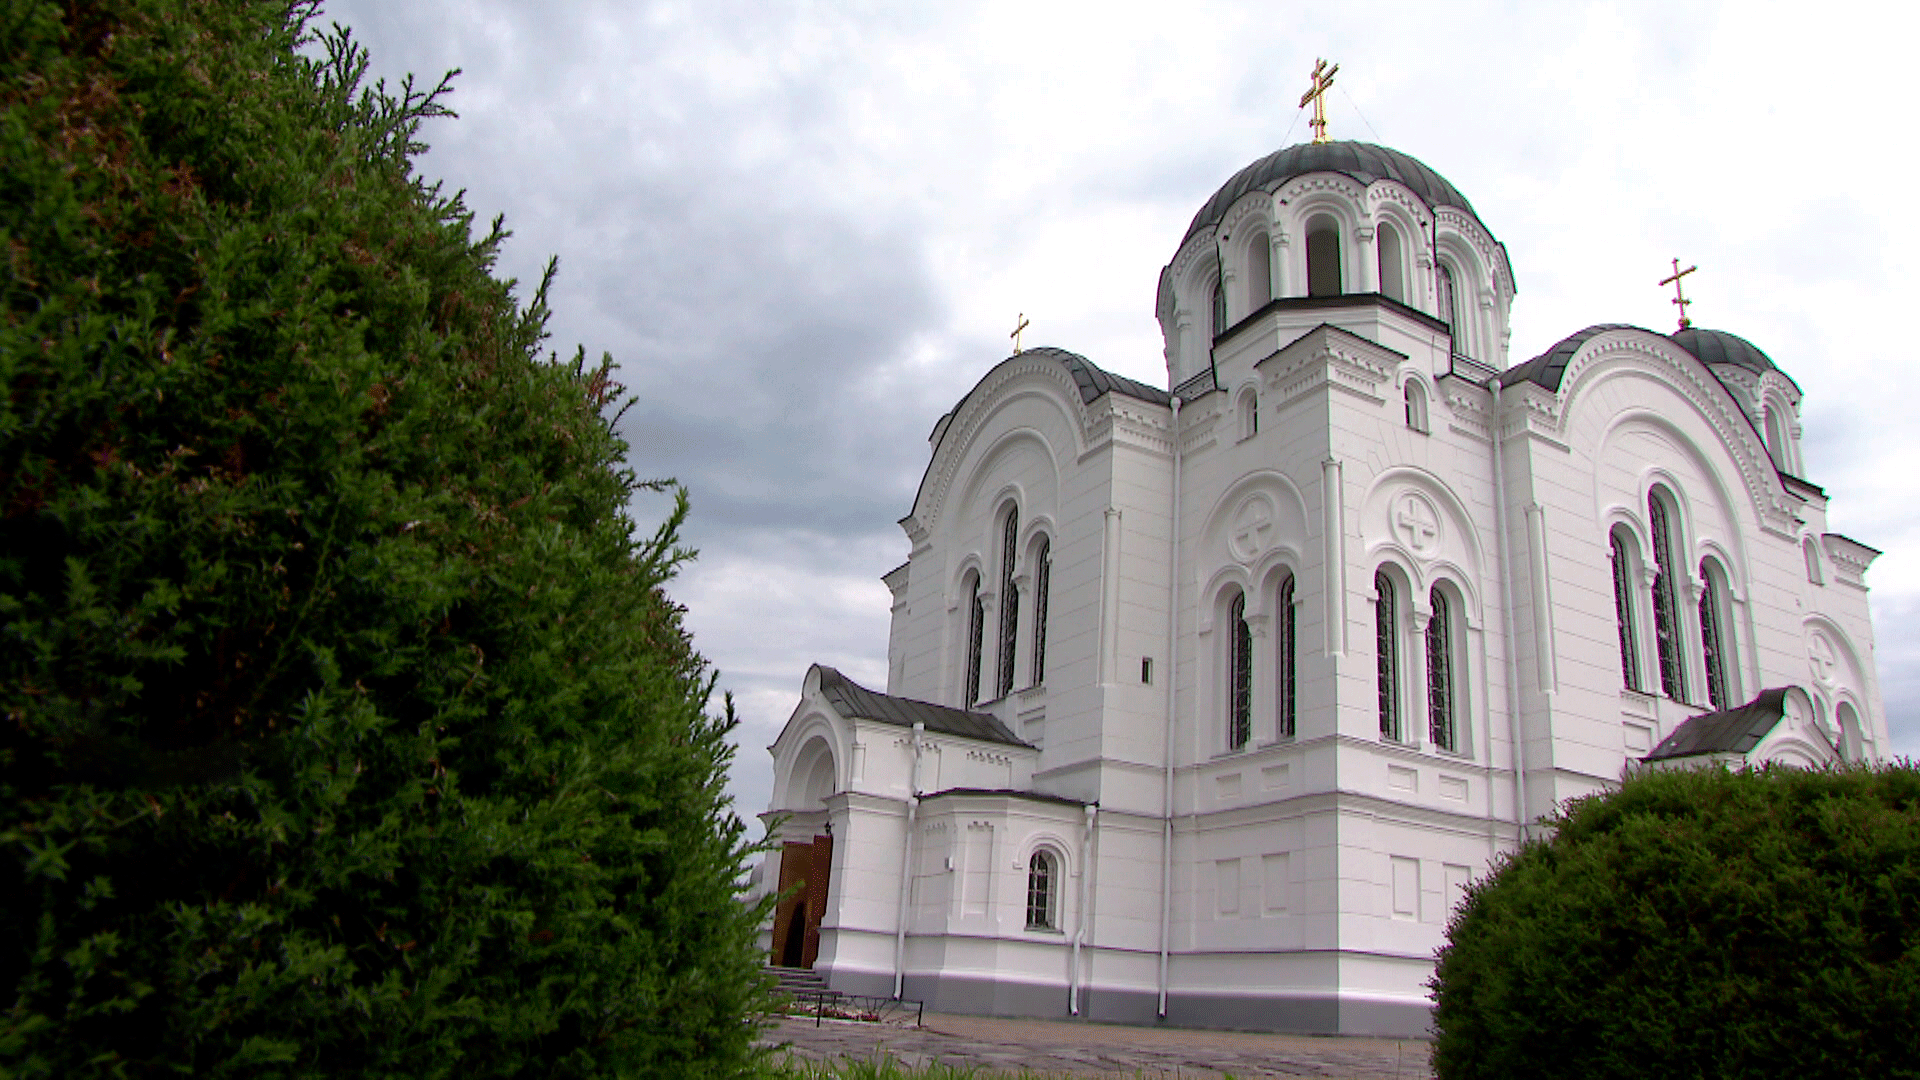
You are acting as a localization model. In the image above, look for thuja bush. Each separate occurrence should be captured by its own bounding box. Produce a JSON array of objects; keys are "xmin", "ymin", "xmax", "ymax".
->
[
  {"xmin": 1431, "ymin": 763, "xmax": 1920, "ymax": 1080},
  {"xmin": 1, "ymin": 1, "xmax": 768, "ymax": 1075}
]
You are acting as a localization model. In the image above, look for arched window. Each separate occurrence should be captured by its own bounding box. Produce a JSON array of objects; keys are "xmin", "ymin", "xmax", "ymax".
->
[
  {"xmin": 1377, "ymin": 221, "xmax": 1405, "ymax": 302},
  {"xmin": 1698, "ymin": 559, "xmax": 1730, "ymax": 710},
  {"xmin": 1228, "ymin": 591, "xmax": 1252, "ymax": 751},
  {"xmin": 1248, "ymin": 232, "xmax": 1272, "ymax": 308},
  {"xmin": 1836, "ymin": 702, "xmax": 1864, "ymax": 761},
  {"xmin": 1210, "ymin": 277, "xmax": 1227, "ymax": 337},
  {"xmin": 1276, "ymin": 575, "xmax": 1297, "ymax": 739},
  {"xmin": 1610, "ymin": 529, "xmax": 1643, "ymax": 690},
  {"xmin": 1306, "ymin": 215, "xmax": 1342, "ymax": 297},
  {"xmin": 1025, "ymin": 850, "xmax": 1057, "ymax": 929},
  {"xmin": 1764, "ymin": 407, "xmax": 1787, "ymax": 467},
  {"xmin": 1437, "ymin": 261, "xmax": 1462, "ymax": 355},
  {"xmin": 1427, "ymin": 586, "xmax": 1456, "ymax": 751},
  {"xmin": 964, "ymin": 574, "xmax": 984, "ymax": 705},
  {"xmin": 1030, "ymin": 538, "xmax": 1051, "ymax": 686},
  {"xmin": 997, "ymin": 509, "xmax": 1020, "ymax": 698},
  {"xmin": 1376, "ymin": 571, "xmax": 1400, "ymax": 741},
  {"xmin": 1239, "ymin": 389, "xmax": 1259, "ymax": 440},
  {"xmin": 1404, "ymin": 379, "xmax": 1429, "ymax": 434},
  {"xmin": 1804, "ymin": 537, "xmax": 1824, "ymax": 585},
  {"xmin": 965, "ymin": 575, "xmax": 985, "ymax": 705},
  {"xmin": 1648, "ymin": 490, "xmax": 1686, "ymax": 702}
]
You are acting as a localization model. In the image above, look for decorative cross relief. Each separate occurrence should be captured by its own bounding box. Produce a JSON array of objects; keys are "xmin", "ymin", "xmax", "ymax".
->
[
  {"xmin": 1394, "ymin": 492, "xmax": 1441, "ymax": 556},
  {"xmin": 1229, "ymin": 495, "xmax": 1277, "ymax": 563},
  {"xmin": 1808, "ymin": 633, "xmax": 1838, "ymax": 687}
]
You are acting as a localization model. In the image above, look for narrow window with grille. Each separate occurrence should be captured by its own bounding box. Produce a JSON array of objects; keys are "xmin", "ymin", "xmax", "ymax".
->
[
  {"xmin": 1376, "ymin": 571, "xmax": 1400, "ymax": 741},
  {"xmin": 1229, "ymin": 592, "xmax": 1252, "ymax": 750}
]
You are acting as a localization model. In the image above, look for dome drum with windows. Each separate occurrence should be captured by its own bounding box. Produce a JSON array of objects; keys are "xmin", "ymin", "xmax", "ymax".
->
[{"xmin": 753, "ymin": 117, "xmax": 1887, "ymax": 1041}]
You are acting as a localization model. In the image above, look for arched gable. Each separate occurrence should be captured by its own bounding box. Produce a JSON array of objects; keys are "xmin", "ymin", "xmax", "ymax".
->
[
  {"xmin": 1361, "ymin": 466, "xmax": 1486, "ymax": 617},
  {"xmin": 905, "ymin": 355, "xmax": 1088, "ymax": 537},
  {"xmin": 1521, "ymin": 327, "xmax": 1799, "ymax": 537}
]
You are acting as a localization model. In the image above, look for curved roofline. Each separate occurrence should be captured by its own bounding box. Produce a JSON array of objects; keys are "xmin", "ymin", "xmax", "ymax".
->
[
  {"xmin": 1671, "ymin": 326, "xmax": 1801, "ymax": 394},
  {"xmin": 1182, "ymin": 140, "xmax": 1487, "ymax": 249}
]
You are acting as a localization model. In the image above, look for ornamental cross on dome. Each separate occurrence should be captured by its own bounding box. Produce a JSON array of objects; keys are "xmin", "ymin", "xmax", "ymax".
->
[
  {"xmin": 1010, "ymin": 312, "xmax": 1031, "ymax": 354},
  {"xmin": 1660, "ymin": 258, "xmax": 1698, "ymax": 330},
  {"xmin": 1300, "ymin": 59, "xmax": 1339, "ymax": 144}
]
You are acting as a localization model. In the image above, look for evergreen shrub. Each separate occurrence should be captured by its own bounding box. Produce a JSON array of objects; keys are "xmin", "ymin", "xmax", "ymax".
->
[
  {"xmin": 1, "ymin": 0, "xmax": 768, "ymax": 1074},
  {"xmin": 1431, "ymin": 763, "xmax": 1920, "ymax": 1080}
]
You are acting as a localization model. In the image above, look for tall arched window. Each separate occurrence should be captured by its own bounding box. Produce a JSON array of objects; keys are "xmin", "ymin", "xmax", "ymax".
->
[
  {"xmin": 1377, "ymin": 221, "xmax": 1405, "ymax": 302},
  {"xmin": 1427, "ymin": 586, "xmax": 1456, "ymax": 751},
  {"xmin": 1306, "ymin": 216, "xmax": 1342, "ymax": 297},
  {"xmin": 1228, "ymin": 591, "xmax": 1252, "ymax": 751},
  {"xmin": 1836, "ymin": 702, "xmax": 1864, "ymax": 761},
  {"xmin": 997, "ymin": 509, "xmax": 1020, "ymax": 698},
  {"xmin": 964, "ymin": 574, "xmax": 984, "ymax": 705},
  {"xmin": 1239, "ymin": 389, "xmax": 1259, "ymax": 439},
  {"xmin": 1210, "ymin": 278, "xmax": 1227, "ymax": 337},
  {"xmin": 1764, "ymin": 407, "xmax": 1787, "ymax": 467},
  {"xmin": 1376, "ymin": 571, "xmax": 1400, "ymax": 741},
  {"xmin": 1404, "ymin": 379, "xmax": 1429, "ymax": 433},
  {"xmin": 1030, "ymin": 538, "xmax": 1051, "ymax": 687},
  {"xmin": 1025, "ymin": 850, "xmax": 1057, "ymax": 929},
  {"xmin": 1648, "ymin": 490, "xmax": 1686, "ymax": 702},
  {"xmin": 1437, "ymin": 261, "xmax": 1462, "ymax": 355},
  {"xmin": 1803, "ymin": 537, "xmax": 1824, "ymax": 585},
  {"xmin": 1699, "ymin": 559, "xmax": 1730, "ymax": 710},
  {"xmin": 1610, "ymin": 529, "xmax": 1642, "ymax": 690},
  {"xmin": 1248, "ymin": 232, "xmax": 1272, "ymax": 308},
  {"xmin": 1276, "ymin": 575, "xmax": 1297, "ymax": 739}
]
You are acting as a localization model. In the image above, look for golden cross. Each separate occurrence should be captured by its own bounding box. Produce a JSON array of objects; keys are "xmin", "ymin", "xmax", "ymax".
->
[
  {"xmin": 1659, "ymin": 257, "xmax": 1698, "ymax": 330},
  {"xmin": 1299, "ymin": 58, "xmax": 1339, "ymax": 144},
  {"xmin": 1010, "ymin": 312, "xmax": 1031, "ymax": 354}
]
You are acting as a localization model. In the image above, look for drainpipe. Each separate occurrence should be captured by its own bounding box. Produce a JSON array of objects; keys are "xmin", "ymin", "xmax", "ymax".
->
[
  {"xmin": 1069, "ymin": 802, "xmax": 1097, "ymax": 1015},
  {"xmin": 1157, "ymin": 394, "xmax": 1183, "ymax": 1019},
  {"xmin": 1489, "ymin": 381, "xmax": 1529, "ymax": 843},
  {"xmin": 892, "ymin": 721, "xmax": 924, "ymax": 999}
]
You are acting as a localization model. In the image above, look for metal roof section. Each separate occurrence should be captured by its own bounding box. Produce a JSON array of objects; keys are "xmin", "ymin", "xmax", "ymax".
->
[
  {"xmin": 1183, "ymin": 141, "xmax": 1484, "ymax": 249},
  {"xmin": 1036, "ymin": 347, "xmax": 1173, "ymax": 406},
  {"xmin": 919, "ymin": 787, "xmax": 1089, "ymax": 807},
  {"xmin": 1497, "ymin": 323, "xmax": 1636, "ymax": 391},
  {"xmin": 813, "ymin": 665, "xmax": 1032, "ymax": 749},
  {"xmin": 1642, "ymin": 687, "xmax": 1792, "ymax": 762},
  {"xmin": 1671, "ymin": 326, "xmax": 1801, "ymax": 393}
]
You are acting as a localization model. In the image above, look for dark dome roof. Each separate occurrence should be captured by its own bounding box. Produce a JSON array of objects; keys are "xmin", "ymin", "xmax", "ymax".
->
[
  {"xmin": 1669, "ymin": 327, "xmax": 1781, "ymax": 377},
  {"xmin": 1183, "ymin": 141, "xmax": 1481, "ymax": 247}
]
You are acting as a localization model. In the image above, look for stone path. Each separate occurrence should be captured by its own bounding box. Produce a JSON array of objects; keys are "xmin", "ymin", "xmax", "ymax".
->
[{"xmin": 760, "ymin": 1012, "xmax": 1435, "ymax": 1079}]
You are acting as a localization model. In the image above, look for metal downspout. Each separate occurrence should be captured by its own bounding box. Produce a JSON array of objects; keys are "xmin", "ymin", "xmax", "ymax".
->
[
  {"xmin": 1489, "ymin": 381, "xmax": 1529, "ymax": 842},
  {"xmin": 1069, "ymin": 802, "xmax": 1097, "ymax": 1015},
  {"xmin": 892, "ymin": 721, "xmax": 924, "ymax": 999},
  {"xmin": 1157, "ymin": 394, "xmax": 1183, "ymax": 1018}
]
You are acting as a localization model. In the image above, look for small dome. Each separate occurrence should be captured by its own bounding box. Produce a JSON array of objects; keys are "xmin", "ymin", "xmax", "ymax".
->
[
  {"xmin": 1669, "ymin": 327, "xmax": 1780, "ymax": 377},
  {"xmin": 1183, "ymin": 140, "xmax": 1482, "ymax": 248}
]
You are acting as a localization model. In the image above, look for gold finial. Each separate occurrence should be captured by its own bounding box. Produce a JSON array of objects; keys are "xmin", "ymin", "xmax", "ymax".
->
[
  {"xmin": 1300, "ymin": 58, "xmax": 1339, "ymax": 144},
  {"xmin": 1010, "ymin": 312, "xmax": 1031, "ymax": 354},
  {"xmin": 1659, "ymin": 257, "xmax": 1698, "ymax": 330}
]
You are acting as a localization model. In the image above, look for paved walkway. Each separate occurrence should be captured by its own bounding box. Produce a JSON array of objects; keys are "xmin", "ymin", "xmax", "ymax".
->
[{"xmin": 761, "ymin": 1012, "xmax": 1435, "ymax": 1079}]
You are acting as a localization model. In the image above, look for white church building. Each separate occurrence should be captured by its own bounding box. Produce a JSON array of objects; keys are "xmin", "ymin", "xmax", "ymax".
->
[{"xmin": 755, "ymin": 138, "xmax": 1888, "ymax": 1037}]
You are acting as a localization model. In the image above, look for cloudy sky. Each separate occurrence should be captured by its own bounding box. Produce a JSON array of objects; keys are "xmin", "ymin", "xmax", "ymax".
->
[{"xmin": 321, "ymin": 0, "xmax": 1920, "ymax": 824}]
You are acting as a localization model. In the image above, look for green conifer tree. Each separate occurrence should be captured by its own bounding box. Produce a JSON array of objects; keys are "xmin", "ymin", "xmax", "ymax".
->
[{"xmin": 0, "ymin": 1, "xmax": 769, "ymax": 1074}]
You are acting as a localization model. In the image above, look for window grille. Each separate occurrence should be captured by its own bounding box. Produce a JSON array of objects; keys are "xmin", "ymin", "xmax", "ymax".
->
[
  {"xmin": 1427, "ymin": 588, "xmax": 1455, "ymax": 751},
  {"xmin": 1025, "ymin": 851, "xmax": 1055, "ymax": 929},
  {"xmin": 1277, "ymin": 576, "xmax": 1297, "ymax": 739},
  {"xmin": 1611, "ymin": 531, "xmax": 1641, "ymax": 690},
  {"xmin": 1229, "ymin": 592, "xmax": 1252, "ymax": 750},
  {"xmin": 1649, "ymin": 493, "xmax": 1686, "ymax": 701},
  {"xmin": 997, "ymin": 510, "xmax": 1019, "ymax": 697},
  {"xmin": 1700, "ymin": 563, "xmax": 1728, "ymax": 710},
  {"xmin": 964, "ymin": 577, "xmax": 983, "ymax": 706},
  {"xmin": 1029, "ymin": 539, "xmax": 1050, "ymax": 686},
  {"xmin": 1376, "ymin": 571, "xmax": 1400, "ymax": 740}
]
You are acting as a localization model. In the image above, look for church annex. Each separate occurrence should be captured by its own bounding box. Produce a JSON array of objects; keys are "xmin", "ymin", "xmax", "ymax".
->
[{"xmin": 755, "ymin": 137, "xmax": 1888, "ymax": 1037}]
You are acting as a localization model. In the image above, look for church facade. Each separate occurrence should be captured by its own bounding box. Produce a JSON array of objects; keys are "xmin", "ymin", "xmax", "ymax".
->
[{"xmin": 755, "ymin": 140, "xmax": 1887, "ymax": 1037}]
